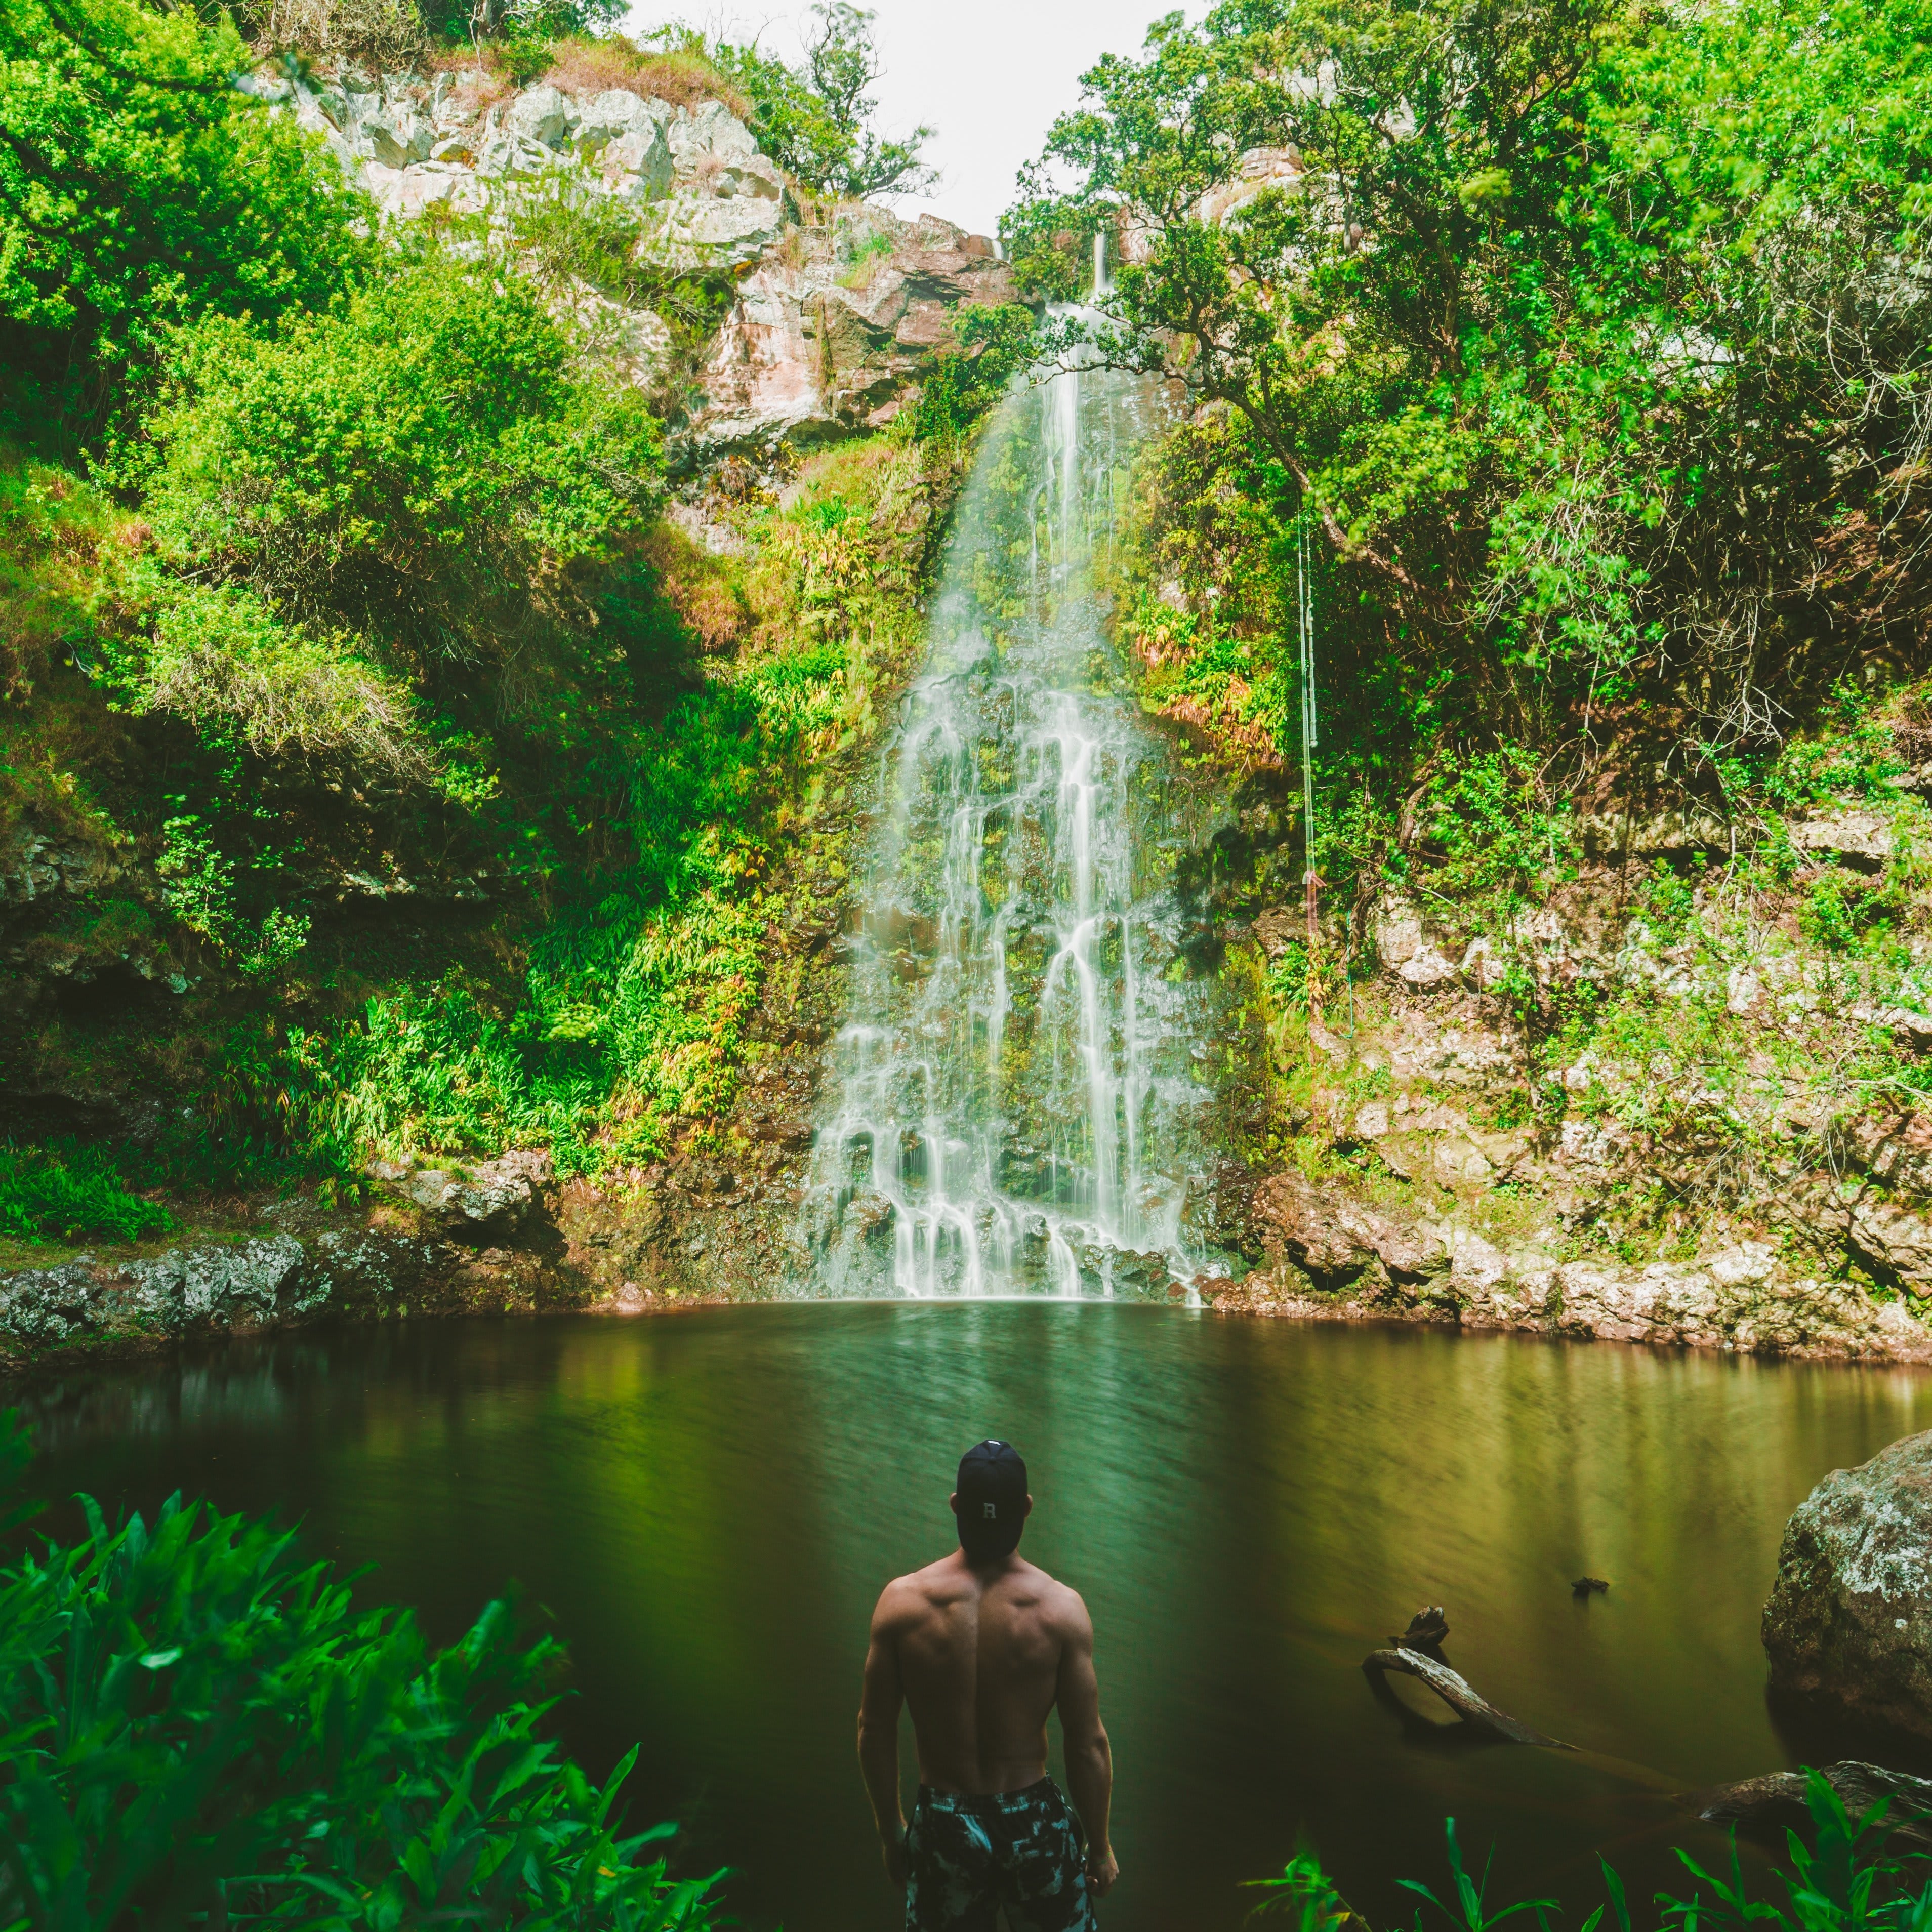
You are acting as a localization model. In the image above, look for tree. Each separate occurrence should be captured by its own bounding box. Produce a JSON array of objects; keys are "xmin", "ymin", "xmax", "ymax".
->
[
  {"xmin": 0, "ymin": 0, "xmax": 364, "ymax": 438},
  {"xmin": 710, "ymin": 4, "xmax": 936, "ymax": 203},
  {"xmin": 1004, "ymin": 0, "xmax": 1932, "ymax": 763}
]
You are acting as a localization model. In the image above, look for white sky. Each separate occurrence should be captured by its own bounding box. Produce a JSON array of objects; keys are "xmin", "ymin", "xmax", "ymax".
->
[{"xmin": 621, "ymin": 1, "xmax": 1184, "ymax": 239}]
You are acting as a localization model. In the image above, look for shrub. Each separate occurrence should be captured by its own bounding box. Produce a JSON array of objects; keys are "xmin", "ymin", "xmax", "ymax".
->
[
  {"xmin": 0, "ymin": 1416, "xmax": 724, "ymax": 1930},
  {"xmin": 0, "ymin": 0, "xmax": 365, "ymax": 419},
  {"xmin": 0, "ymin": 1142, "xmax": 174, "ymax": 1245},
  {"xmin": 135, "ymin": 246, "xmax": 663, "ymax": 692},
  {"xmin": 133, "ymin": 582, "xmax": 434, "ymax": 780}
]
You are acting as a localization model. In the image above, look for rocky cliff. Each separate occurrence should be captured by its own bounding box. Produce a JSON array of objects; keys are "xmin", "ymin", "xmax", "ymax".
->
[
  {"xmin": 1204, "ymin": 781, "xmax": 1932, "ymax": 1362},
  {"xmin": 239, "ymin": 61, "xmax": 1019, "ymax": 460}
]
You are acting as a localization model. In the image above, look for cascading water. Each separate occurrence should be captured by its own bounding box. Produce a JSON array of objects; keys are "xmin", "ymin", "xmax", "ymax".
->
[{"xmin": 802, "ymin": 348, "xmax": 1230, "ymax": 1300}]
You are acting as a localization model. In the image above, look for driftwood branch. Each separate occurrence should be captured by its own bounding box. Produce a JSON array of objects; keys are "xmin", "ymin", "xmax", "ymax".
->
[
  {"xmin": 1696, "ymin": 1761, "xmax": 1932, "ymax": 1851},
  {"xmin": 1362, "ymin": 1648, "xmax": 1572, "ymax": 1749}
]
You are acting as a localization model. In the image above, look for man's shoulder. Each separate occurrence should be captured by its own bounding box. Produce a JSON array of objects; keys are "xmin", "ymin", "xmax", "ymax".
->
[
  {"xmin": 999, "ymin": 1558, "xmax": 1091, "ymax": 1630},
  {"xmin": 873, "ymin": 1553, "xmax": 967, "ymax": 1621}
]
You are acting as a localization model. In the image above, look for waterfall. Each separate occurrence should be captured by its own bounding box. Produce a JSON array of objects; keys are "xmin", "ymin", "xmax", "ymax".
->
[
  {"xmin": 1092, "ymin": 228, "xmax": 1108, "ymax": 297},
  {"xmin": 802, "ymin": 358, "xmax": 1227, "ymax": 1300}
]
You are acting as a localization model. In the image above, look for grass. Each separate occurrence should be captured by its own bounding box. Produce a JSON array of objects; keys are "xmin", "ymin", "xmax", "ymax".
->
[
  {"xmin": 529, "ymin": 33, "xmax": 752, "ymax": 115},
  {"xmin": 1259, "ymin": 1777, "xmax": 1932, "ymax": 1932}
]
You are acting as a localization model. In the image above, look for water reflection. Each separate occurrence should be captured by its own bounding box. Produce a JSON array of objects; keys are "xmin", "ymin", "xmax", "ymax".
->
[{"xmin": 13, "ymin": 1308, "xmax": 1932, "ymax": 1930}]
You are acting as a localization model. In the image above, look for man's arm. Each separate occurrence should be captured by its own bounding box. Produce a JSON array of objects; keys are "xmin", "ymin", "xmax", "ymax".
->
[
  {"xmin": 1054, "ymin": 1592, "xmax": 1118, "ymax": 1897},
  {"xmin": 858, "ymin": 1587, "xmax": 910, "ymax": 1886}
]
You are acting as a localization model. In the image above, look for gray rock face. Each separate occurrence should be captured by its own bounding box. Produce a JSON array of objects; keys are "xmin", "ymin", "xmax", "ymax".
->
[
  {"xmin": 272, "ymin": 66, "xmax": 774, "ymax": 259},
  {"xmin": 0, "ymin": 1236, "xmax": 311, "ymax": 1347},
  {"xmin": 371, "ymin": 1148, "xmax": 554, "ymax": 1240},
  {"xmin": 1218, "ymin": 1163, "xmax": 1932, "ymax": 1360},
  {"xmin": 1763, "ymin": 1431, "xmax": 1932, "ymax": 1736},
  {"xmin": 0, "ymin": 1263, "xmax": 104, "ymax": 1346}
]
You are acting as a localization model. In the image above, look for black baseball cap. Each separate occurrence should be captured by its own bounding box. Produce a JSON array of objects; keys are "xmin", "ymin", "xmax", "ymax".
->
[{"xmin": 956, "ymin": 1439, "xmax": 1028, "ymax": 1550}]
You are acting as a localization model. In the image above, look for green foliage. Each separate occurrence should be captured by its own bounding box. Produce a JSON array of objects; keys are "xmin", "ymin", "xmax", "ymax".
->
[
  {"xmin": 291, "ymin": 986, "xmax": 602, "ymax": 1171},
  {"xmin": 1641, "ymin": 860, "xmax": 1698, "ymax": 941},
  {"xmin": 1012, "ymin": 0, "xmax": 1932, "ymax": 784},
  {"xmin": 1765, "ymin": 704, "xmax": 1908, "ymax": 809},
  {"xmin": 1412, "ymin": 748, "xmax": 1577, "ymax": 923},
  {"xmin": 1398, "ymin": 1819, "xmax": 1553, "ymax": 1932},
  {"xmin": 129, "ymin": 582, "xmax": 434, "ymax": 782},
  {"xmin": 0, "ymin": 447, "xmax": 121, "ymax": 693},
  {"xmin": 0, "ymin": 0, "xmax": 365, "ymax": 432},
  {"xmin": 506, "ymin": 173, "xmax": 732, "ymax": 348},
  {"xmin": 155, "ymin": 812, "xmax": 310, "ymax": 974},
  {"xmin": 1798, "ymin": 867, "xmax": 1894, "ymax": 955},
  {"xmin": 1247, "ymin": 1848, "xmax": 1353, "ymax": 1929},
  {"xmin": 0, "ymin": 1142, "xmax": 174, "ymax": 1245},
  {"xmin": 1660, "ymin": 1773, "xmax": 1932, "ymax": 1932},
  {"xmin": 130, "ymin": 244, "xmax": 663, "ymax": 698},
  {"xmin": 0, "ymin": 1413, "xmax": 723, "ymax": 1930},
  {"xmin": 0, "ymin": 0, "xmax": 945, "ymax": 1201},
  {"xmin": 700, "ymin": 4, "xmax": 937, "ymax": 200},
  {"xmin": 912, "ymin": 306, "xmax": 1041, "ymax": 443},
  {"xmin": 1265, "ymin": 1775, "xmax": 1932, "ymax": 1932}
]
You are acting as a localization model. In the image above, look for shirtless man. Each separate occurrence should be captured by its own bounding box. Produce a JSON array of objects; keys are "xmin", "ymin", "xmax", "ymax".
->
[{"xmin": 858, "ymin": 1440, "xmax": 1118, "ymax": 1931}]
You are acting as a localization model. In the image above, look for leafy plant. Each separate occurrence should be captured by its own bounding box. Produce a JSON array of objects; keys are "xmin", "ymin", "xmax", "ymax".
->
[
  {"xmin": 1416, "ymin": 748, "xmax": 1577, "ymax": 923},
  {"xmin": 0, "ymin": 1142, "xmax": 174, "ymax": 1245},
  {"xmin": 1261, "ymin": 1774, "xmax": 1932, "ymax": 1932},
  {"xmin": 0, "ymin": 1413, "xmax": 724, "ymax": 1930},
  {"xmin": 913, "ymin": 306, "xmax": 1041, "ymax": 443},
  {"xmin": 1248, "ymin": 1848, "xmax": 1355, "ymax": 1929},
  {"xmin": 0, "ymin": 0, "xmax": 365, "ymax": 441}
]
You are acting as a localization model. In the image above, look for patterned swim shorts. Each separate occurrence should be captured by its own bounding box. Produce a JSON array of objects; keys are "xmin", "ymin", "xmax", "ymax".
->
[{"xmin": 905, "ymin": 1777, "xmax": 1097, "ymax": 1932}]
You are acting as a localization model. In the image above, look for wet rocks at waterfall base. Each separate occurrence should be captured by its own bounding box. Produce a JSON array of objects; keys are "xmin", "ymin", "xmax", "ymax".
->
[{"xmin": 1762, "ymin": 1429, "xmax": 1932, "ymax": 1737}]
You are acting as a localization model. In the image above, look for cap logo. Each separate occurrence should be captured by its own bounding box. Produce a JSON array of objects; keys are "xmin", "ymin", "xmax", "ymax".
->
[{"xmin": 983, "ymin": 1503, "xmax": 997, "ymax": 1518}]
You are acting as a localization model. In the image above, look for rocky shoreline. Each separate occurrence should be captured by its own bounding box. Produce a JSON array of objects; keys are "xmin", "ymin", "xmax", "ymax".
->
[
  {"xmin": 10, "ymin": 1189, "xmax": 1932, "ymax": 1373},
  {"xmin": 1207, "ymin": 1168, "xmax": 1932, "ymax": 1362}
]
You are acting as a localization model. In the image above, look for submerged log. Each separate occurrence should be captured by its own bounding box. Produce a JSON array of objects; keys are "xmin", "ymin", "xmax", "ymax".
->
[
  {"xmin": 1696, "ymin": 1761, "xmax": 1932, "ymax": 1850},
  {"xmin": 1362, "ymin": 1647, "xmax": 1572, "ymax": 1748}
]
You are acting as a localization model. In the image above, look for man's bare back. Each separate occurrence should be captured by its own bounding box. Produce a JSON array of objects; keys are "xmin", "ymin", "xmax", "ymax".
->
[{"xmin": 858, "ymin": 1441, "xmax": 1117, "ymax": 1931}]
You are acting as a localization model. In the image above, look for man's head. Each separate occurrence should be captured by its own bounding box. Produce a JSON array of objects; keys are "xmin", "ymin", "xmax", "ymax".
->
[{"xmin": 951, "ymin": 1439, "xmax": 1031, "ymax": 1564}]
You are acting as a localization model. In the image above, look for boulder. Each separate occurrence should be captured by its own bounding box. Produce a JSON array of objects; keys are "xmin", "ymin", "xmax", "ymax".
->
[
  {"xmin": 375, "ymin": 1148, "xmax": 554, "ymax": 1240},
  {"xmin": 1763, "ymin": 1431, "xmax": 1932, "ymax": 1736},
  {"xmin": 505, "ymin": 81, "xmax": 572, "ymax": 148},
  {"xmin": 1792, "ymin": 813, "xmax": 1894, "ymax": 871}
]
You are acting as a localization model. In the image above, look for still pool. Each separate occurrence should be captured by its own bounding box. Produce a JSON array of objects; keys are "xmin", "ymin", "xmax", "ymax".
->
[{"xmin": 12, "ymin": 1304, "xmax": 1932, "ymax": 1929}]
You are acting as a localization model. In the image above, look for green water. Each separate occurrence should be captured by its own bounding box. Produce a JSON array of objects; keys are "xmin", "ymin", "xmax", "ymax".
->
[{"xmin": 15, "ymin": 1305, "xmax": 1932, "ymax": 1928}]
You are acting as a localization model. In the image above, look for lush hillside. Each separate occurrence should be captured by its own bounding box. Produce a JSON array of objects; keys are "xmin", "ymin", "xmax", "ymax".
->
[
  {"xmin": 1003, "ymin": 0, "xmax": 1932, "ymax": 1334},
  {"xmin": 0, "ymin": 0, "xmax": 1027, "ymax": 1253}
]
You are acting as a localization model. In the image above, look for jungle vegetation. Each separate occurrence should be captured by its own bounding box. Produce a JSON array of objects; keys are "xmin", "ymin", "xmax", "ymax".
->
[
  {"xmin": 1006, "ymin": 0, "xmax": 1932, "ymax": 890},
  {"xmin": 0, "ymin": 0, "xmax": 999, "ymax": 1238}
]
